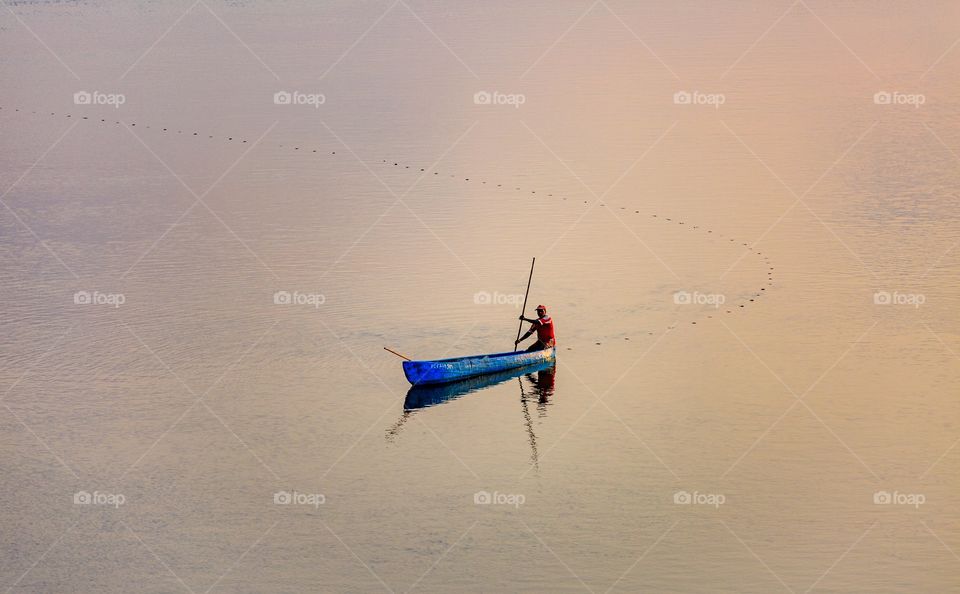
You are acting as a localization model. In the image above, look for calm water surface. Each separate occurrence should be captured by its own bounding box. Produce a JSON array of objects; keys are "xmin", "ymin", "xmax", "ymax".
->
[{"xmin": 2, "ymin": 1, "xmax": 959, "ymax": 592}]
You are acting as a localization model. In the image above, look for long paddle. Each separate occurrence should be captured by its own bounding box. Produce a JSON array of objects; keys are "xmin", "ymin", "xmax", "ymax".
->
[
  {"xmin": 514, "ymin": 257, "xmax": 536, "ymax": 351},
  {"xmin": 383, "ymin": 347, "xmax": 412, "ymax": 361}
]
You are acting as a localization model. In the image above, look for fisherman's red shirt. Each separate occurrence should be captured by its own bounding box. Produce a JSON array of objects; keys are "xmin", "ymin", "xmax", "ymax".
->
[{"xmin": 532, "ymin": 316, "xmax": 555, "ymax": 343}]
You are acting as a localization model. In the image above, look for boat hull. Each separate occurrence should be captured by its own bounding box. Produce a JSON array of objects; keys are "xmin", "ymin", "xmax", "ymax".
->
[
  {"xmin": 402, "ymin": 347, "xmax": 556, "ymax": 385},
  {"xmin": 404, "ymin": 359, "xmax": 556, "ymax": 409}
]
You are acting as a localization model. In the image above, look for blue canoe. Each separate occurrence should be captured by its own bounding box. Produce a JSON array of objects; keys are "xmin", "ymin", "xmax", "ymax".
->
[
  {"xmin": 404, "ymin": 358, "xmax": 556, "ymax": 408},
  {"xmin": 403, "ymin": 347, "xmax": 556, "ymax": 385}
]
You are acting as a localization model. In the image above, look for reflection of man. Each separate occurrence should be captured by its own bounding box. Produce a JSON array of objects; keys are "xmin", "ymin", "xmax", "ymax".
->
[
  {"xmin": 516, "ymin": 305, "xmax": 555, "ymax": 352},
  {"xmin": 533, "ymin": 366, "xmax": 555, "ymax": 403}
]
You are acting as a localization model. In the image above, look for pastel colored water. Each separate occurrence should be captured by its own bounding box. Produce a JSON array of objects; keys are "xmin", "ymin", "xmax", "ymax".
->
[{"xmin": 2, "ymin": 1, "xmax": 959, "ymax": 592}]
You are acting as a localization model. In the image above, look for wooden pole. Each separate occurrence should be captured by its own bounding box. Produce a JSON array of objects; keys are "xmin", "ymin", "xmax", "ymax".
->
[
  {"xmin": 383, "ymin": 347, "xmax": 412, "ymax": 361},
  {"xmin": 514, "ymin": 257, "xmax": 536, "ymax": 351}
]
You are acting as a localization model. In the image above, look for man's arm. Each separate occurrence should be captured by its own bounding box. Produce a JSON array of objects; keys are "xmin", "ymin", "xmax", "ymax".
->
[
  {"xmin": 515, "ymin": 318, "xmax": 538, "ymax": 344},
  {"xmin": 515, "ymin": 327, "xmax": 535, "ymax": 345}
]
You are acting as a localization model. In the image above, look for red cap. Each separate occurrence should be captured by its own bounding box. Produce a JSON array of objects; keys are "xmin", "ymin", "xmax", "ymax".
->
[{"xmin": 535, "ymin": 304, "xmax": 547, "ymax": 311}]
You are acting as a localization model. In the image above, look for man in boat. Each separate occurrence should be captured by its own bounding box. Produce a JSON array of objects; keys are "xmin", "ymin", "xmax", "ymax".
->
[{"xmin": 516, "ymin": 305, "xmax": 555, "ymax": 352}]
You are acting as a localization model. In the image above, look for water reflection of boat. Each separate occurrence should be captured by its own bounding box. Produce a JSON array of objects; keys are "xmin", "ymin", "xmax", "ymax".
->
[
  {"xmin": 403, "ymin": 359, "xmax": 556, "ymax": 410},
  {"xmin": 386, "ymin": 360, "xmax": 557, "ymax": 452}
]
